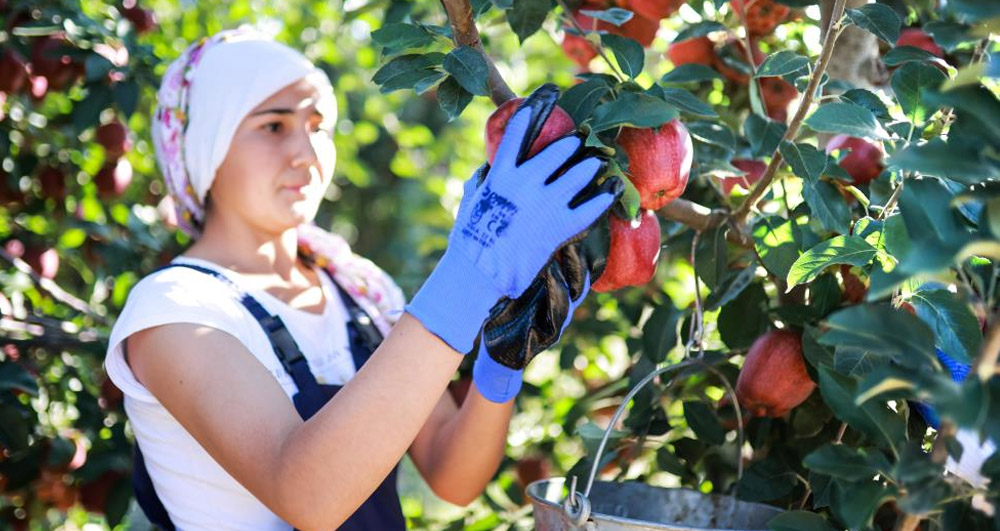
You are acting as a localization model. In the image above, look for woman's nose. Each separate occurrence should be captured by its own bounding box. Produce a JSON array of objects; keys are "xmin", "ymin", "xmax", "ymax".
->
[{"xmin": 290, "ymin": 127, "xmax": 320, "ymax": 169}]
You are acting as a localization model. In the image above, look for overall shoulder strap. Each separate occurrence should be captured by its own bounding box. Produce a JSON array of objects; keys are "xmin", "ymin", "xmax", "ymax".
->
[
  {"xmin": 318, "ymin": 268, "xmax": 384, "ymax": 365},
  {"xmin": 155, "ymin": 263, "xmax": 311, "ymax": 380}
]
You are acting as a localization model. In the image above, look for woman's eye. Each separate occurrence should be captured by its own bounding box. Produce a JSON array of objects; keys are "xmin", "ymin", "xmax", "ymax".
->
[{"xmin": 265, "ymin": 122, "xmax": 283, "ymax": 133}]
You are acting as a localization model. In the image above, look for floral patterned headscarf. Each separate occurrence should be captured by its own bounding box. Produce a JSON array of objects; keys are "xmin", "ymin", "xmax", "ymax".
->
[{"xmin": 151, "ymin": 26, "xmax": 404, "ymax": 334}]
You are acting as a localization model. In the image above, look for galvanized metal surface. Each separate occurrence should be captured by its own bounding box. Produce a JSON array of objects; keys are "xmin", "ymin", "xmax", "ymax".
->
[{"xmin": 528, "ymin": 478, "xmax": 784, "ymax": 531}]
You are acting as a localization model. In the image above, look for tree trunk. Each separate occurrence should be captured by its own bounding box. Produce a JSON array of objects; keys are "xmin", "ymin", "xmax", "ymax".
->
[{"xmin": 820, "ymin": 0, "xmax": 887, "ymax": 91}]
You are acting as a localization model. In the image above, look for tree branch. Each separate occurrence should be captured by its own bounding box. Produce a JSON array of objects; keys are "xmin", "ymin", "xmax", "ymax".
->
[
  {"xmin": 0, "ymin": 247, "xmax": 107, "ymax": 324},
  {"xmin": 732, "ymin": 0, "xmax": 848, "ymax": 223},
  {"xmin": 658, "ymin": 198, "xmax": 752, "ymax": 248},
  {"xmin": 439, "ymin": 0, "xmax": 516, "ymax": 105},
  {"xmin": 975, "ymin": 317, "xmax": 1000, "ymax": 381}
]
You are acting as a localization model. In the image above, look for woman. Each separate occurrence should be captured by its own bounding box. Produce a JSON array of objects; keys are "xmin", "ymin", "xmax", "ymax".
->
[{"xmin": 103, "ymin": 27, "xmax": 618, "ymax": 530}]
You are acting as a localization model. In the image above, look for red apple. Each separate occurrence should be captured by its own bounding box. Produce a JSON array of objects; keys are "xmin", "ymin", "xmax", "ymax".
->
[
  {"xmin": 37, "ymin": 165, "xmax": 67, "ymax": 200},
  {"xmin": 100, "ymin": 377, "xmax": 125, "ymax": 410},
  {"xmin": 122, "ymin": 1, "xmax": 158, "ymax": 35},
  {"xmin": 592, "ymin": 210, "xmax": 661, "ymax": 292},
  {"xmin": 30, "ymin": 35, "xmax": 82, "ymax": 92},
  {"xmin": 485, "ymin": 97, "xmax": 576, "ymax": 165},
  {"xmin": 666, "ymin": 36, "xmax": 715, "ymax": 67},
  {"xmin": 24, "ymin": 246, "xmax": 59, "ymax": 279},
  {"xmin": 562, "ymin": 33, "xmax": 597, "ymax": 69},
  {"xmin": 573, "ymin": 10, "xmax": 659, "ymax": 48},
  {"xmin": 730, "ymin": 0, "xmax": 789, "ymax": 36},
  {"xmin": 95, "ymin": 159, "xmax": 132, "ymax": 199},
  {"xmin": 840, "ymin": 264, "xmax": 867, "ymax": 304},
  {"xmin": 736, "ymin": 329, "xmax": 814, "ymax": 418},
  {"xmin": 761, "ymin": 76, "xmax": 797, "ymax": 122},
  {"xmin": 825, "ymin": 134, "xmax": 884, "ymax": 185},
  {"xmin": 0, "ymin": 49, "xmax": 28, "ymax": 93},
  {"xmin": 719, "ymin": 158, "xmax": 766, "ymax": 195},
  {"xmin": 896, "ymin": 28, "xmax": 943, "ymax": 58},
  {"xmin": 515, "ymin": 456, "xmax": 551, "ymax": 491},
  {"xmin": 95, "ymin": 118, "xmax": 132, "ymax": 158},
  {"xmin": 80, "ymin": 470, "xmax": 126, "ymax": 515},
  {"xmin": 617, "ymin": 119, "xmax": 692, "ymax": 210}
]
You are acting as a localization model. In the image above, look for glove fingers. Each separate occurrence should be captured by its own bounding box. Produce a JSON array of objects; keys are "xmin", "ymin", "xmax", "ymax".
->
[
  {"xmin": 523, "ymin": 134, "xmax": 584, "ymax": 178},
  {"xmin": 493, "ymin": 107, "xmax": 535, "ymax": 168},
  {"xmin": 514, "ymin": 83, "xmax": 562, "ymax": 164},
  {"xmin": 544, "ymin": 156, "xmax": 604, "ymax": 204},
  {"xmin": 561, "ymin": 190, "xmax": 617, "ymax": 240}
]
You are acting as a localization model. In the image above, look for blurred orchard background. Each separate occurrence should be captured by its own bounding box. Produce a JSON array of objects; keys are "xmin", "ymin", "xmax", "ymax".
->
[{"xmin": 2, "ymin": 0, "xmax": 1000, "ymax": 529}]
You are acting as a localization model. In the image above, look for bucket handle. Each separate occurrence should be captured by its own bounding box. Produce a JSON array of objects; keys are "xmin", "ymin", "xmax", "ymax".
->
[{"xmin": 561, "ymin": 355, "xmax": 746, "ymax": 525}]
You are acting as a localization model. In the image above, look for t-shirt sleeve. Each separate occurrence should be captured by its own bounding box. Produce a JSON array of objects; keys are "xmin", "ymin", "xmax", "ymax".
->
[{"xmin": 104, "ymin": 268, "xmax": 253, "ymax": 404}]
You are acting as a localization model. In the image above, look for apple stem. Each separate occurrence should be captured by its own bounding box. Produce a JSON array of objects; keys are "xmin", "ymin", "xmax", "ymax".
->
[
  {"xmin": 0, "ymin": 246, "xmax": 106, "ymax": 323},
  {"xmin": 440, "ymin": 0, "xmax": 516, "ymax": 105},
  {"xmin": 731, "ymin": 0, "xmax": 848, "ymax": 224}
]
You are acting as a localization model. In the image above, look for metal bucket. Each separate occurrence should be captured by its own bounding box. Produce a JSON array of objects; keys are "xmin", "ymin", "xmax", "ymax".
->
[
  {"xmin": 528, "ymin": 477, "xmax": 784, "ymax": 530},
  {"xmin": 526, "ymin": 360, "xmax": 783, "ymax": 530}
]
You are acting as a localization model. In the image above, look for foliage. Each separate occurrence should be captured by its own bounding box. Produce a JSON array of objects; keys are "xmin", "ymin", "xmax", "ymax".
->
[{"xmin": 2, "ymin": 0, "xmax": 1000, "ymax": 529}]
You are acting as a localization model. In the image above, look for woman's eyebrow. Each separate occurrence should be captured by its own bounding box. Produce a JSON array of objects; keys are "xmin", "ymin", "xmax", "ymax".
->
[{"xmin": 252, "ymin": 96, "xmax": 327, "ymax": 118}]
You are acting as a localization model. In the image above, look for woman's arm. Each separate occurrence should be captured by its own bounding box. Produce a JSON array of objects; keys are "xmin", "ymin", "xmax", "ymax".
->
[
  {"xmin": 128, "ymin": 311, "xmax": 463, "ymax": 530},
  {"xmin": 407, "ymin": 383, "xmax": 515, "ymax": 506}
]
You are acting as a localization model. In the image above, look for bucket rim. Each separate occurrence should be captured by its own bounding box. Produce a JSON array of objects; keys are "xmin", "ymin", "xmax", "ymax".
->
[{"xmin": 525, "ymin": 477, "xmax": 785, "ymax": 531}]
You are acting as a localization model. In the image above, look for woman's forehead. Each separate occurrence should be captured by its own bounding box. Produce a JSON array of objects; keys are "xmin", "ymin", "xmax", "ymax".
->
[{"xmin": 253, "ymin": 77, "xmax": 335, "ymax": 117}]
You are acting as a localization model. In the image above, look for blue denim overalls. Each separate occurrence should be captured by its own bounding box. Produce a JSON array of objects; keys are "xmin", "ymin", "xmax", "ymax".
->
[{"xmin": 130, "ymin": 263, "xmax": 406, "ymax": 530}]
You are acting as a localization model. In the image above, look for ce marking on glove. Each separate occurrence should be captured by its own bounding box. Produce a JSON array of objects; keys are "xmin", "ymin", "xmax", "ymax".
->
[{"xmin": 463, "ymin": 184, "xmax": 518, "ymax": 248}]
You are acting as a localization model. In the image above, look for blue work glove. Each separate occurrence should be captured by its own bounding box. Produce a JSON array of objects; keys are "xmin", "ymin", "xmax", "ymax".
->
[
  {"xmin": 406, "ymin": 84, "xmax": 618, "ymax": 354},
  {"xmin": 473, "ymin": 267, "xmax": 591, "ymax": 403}
]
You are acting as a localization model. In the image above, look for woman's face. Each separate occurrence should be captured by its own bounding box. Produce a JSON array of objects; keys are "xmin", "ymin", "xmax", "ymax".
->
[{"xmin": 208, "ymin": 77, "xmax": 336, "ymax": 235}]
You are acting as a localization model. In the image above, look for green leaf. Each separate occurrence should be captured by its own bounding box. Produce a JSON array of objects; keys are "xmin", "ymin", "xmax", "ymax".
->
[
  {"xmin": 780, "ymin": 141, "xmax": 827, "ymax": 182},
  {"xmin": 830, "ymin": 478, "xmax": 892, "ymax": 530},
  {"xmin": 834, "ymin": 346, "xmax": 884, "ymax": 377},
  {"xmin": 436, "ymin": 77, "xmax": 473, "ymax": 121},
  {"xmin": 590, "ymin": 92, "xmax": 678, "ymax": 132},
  {"xmin": 909, "ymin": 289, "xmax": 981, "ymax": 364},
  {"xmin": 844, "ymin": 4, "xmax": 901, "ymax": 44},
  {"xmin": 802, "ymin": 180, "xmax": 851, "ymax": 235},
  {"xmin": 745, "ymin": 114, "xmax": 787, "ymax": 158},
  {"xmin": 802, "ymin": 325, "xmax": 834, "ymax": 369},
  {"xmin": 686, "ymin": 121, "xmax": 735, "ymax": 150},
  {"xmin": 600, "ymin": 34, "xmax": 644, "ymax": 79},
  {"xmin": 580, "ymin": 7, "xmax": 633, "ymax": 25},
  {"xmin": 559, "ymin": 79, "xmax": 611, "ymax": 125},
  {"xmin": 442, "ymin": 46, "xmax": 490, "ymax": 96},
  {"xmin": 891, "ymin": 62, "xmax": 947, "ymax": 119},
  {"xmin": 803, "ymin": 444, "xmax": 890, "ymax": 482},
  {"xmin": 112, "ymin": 81, "xmax": 139, "ymax": 118},
  {"xmin": 882, "ymin": 46, "xmax": 938, "ymax": 66},
  {"xmin": 840, "ymin": 88, "xmax": 890, "ymax": 121},
  {"xmin": 818, "ymin": 365, "xmax": 906, "ymax": 454},
  {"xmin": 787, "ymin": 235, "xmax": 877, "ymax": 288},
  {"xmin": 0, "ymin": 363, "xmax": 39, "ymax": 396},
  {"xmin": 507, "ymin": 0, "xmax": 551, "ymax": 43},
  {"xmin": 372, "ymin": 53, "xmax": 445, "ymax": 94},
  {"xmin": 897, "ymin": 178, "xmax": 970, "ymax": 257},
  {"xmin": 705, "ymin": 265, "xmax": 757, "ymax": 311},
  {"xmin": 768, "ymin": 511, "xmax": 837, "ymax": 531},
  {"xmin": 642, "ymin": 304, "xmax": 681, "ymax": 363},
  {"xmin": 756, "ymin": 51, "xmax": 810, "ymax": 78},
  {"xmin": 674, "ymin": 21, "xmax": 726, "ymax": 41},
  {"xmin": 683, "ymin": 401, "xmax": 725, "ymax": 445},
  {"xmin": 804, "ymin": 102, "xmax": 888, "ymax": 140},
  {"xmin": 719, "ymin": 283, "xmax": 771, "ymax": 350},
  {"xmin": 746, "ymin": 218, "xmax": 799, "ymax": 280},
  {"xmin": 72, "ymin": 85, "xmax": 114, "ymax": 133},
  {"xmin": 737, "ymin": 457, "xmax": 798, "ymax": 502},
  {"xmin": 659, "ymin": 87, "xmax": 717, "ymax": 117},
  {"xmin": 819, "ymin": 304, "xmax": 937, "ymax": 369},
  {"xmin": 371, "ymin": 23, "xmax": 437, "ymax": 53},
  {"xmin": 661, "ymin": 64, "xmax": 723, "ymax": 84}
]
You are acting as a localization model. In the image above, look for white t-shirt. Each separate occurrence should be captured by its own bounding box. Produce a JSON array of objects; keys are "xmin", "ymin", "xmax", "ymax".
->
[{"xmin": 104, "ymin": 257, "xmax": 360, "ymax": 530}]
